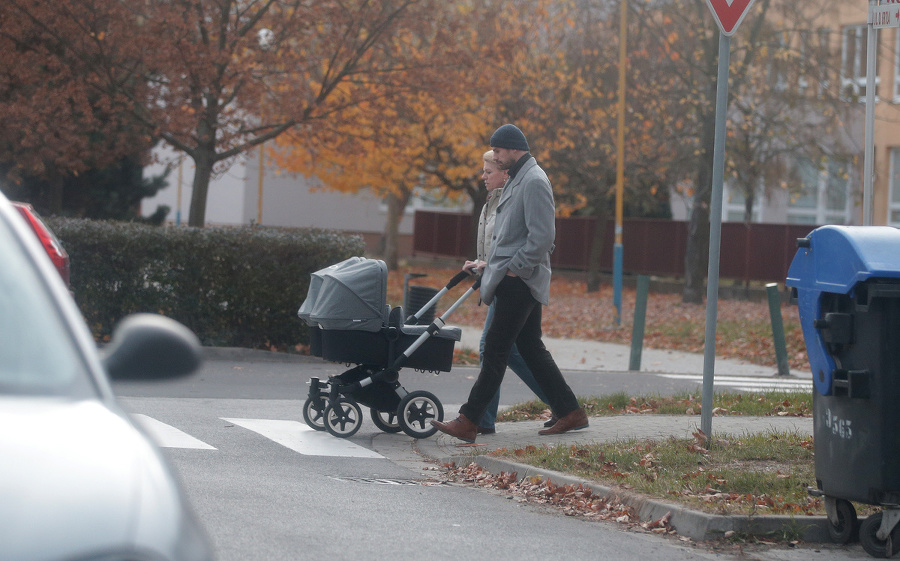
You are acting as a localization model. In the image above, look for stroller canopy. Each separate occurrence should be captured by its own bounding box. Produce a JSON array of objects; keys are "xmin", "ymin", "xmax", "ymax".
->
[
  {"xmin": 298, "ymin": 257, "xmax": 364, "ymax": 326},
  {"xmin": 308, "ymin": 258, "xmax": 388, "ymax": 332}
]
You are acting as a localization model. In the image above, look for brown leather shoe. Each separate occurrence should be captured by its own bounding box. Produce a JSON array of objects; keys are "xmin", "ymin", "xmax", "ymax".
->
[
  {"xmin": 431, "ymin": 414, "xmax": 477, "ymax": 443},
  {"xmin": 538, "ymin": 408, "xmax": 588, "ymax": 435}
]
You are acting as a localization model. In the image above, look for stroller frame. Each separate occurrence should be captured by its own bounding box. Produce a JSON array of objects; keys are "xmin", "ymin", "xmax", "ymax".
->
[{"xmin": 301, "ymin": 266, "xmax": 479, "ymax": 439}]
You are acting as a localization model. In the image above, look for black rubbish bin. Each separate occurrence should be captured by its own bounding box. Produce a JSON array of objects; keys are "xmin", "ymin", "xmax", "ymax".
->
[
  {"xmin": 786, "ymin": 225, "xmax": 900, "ymax": 556},
  {"xmin": 405, "ymin": 285, "xmax": 439, "ymax": 325}
]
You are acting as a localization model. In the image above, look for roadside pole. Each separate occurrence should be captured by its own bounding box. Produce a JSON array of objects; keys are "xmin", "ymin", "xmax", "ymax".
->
[
  {"xmin": 700, "ymin": 33, "xmax": 731, "ymax": 440},
  {"xmin": 863, "ymin": 3, "xmax": 876, "ymax": 226},
  {"xmin": 864, "ymin": 0, "xmax": 900, "ymax": 225},
  {"xmin": 613, "ymin": 0, "xmax": 627, "ymax": 325},
  {"xmin": 699, "ymin": 0, "xmax": 757, "ymax": 441}
]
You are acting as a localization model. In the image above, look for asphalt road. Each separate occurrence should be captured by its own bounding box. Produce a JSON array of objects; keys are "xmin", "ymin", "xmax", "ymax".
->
[
  {"xmin": 110, "ymin": 357, "xmax": 867, "ymax": 561},
  {"xmin": 112, "ymin": 354, "xmax": 727, "ymax": 402}
]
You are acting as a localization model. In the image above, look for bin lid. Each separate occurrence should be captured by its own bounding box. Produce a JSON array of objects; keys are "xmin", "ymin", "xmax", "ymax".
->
[
  {"xmin": 786, "ymin": 225, "xmax": 900, "ymax": 294},
  {"xmin": 786, "ymin": 225, "xmax": 900, "ymax": 396}
]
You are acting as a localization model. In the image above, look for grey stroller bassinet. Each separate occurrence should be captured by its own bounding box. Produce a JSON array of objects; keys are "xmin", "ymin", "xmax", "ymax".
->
[{"xmin": 298, "ymin": 257, "xmax": 479, "ymax": 439}]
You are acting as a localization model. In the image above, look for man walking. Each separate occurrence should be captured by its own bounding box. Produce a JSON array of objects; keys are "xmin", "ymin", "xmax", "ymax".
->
[{"xmin": 431, "ymin": 124, "xmax": 588, "ymax": 443}]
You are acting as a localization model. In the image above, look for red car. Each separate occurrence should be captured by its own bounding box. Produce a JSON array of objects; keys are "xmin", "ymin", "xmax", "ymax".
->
[{"xmin": 11, "ymin": 201, "xmax": 70, "ymax": 288}]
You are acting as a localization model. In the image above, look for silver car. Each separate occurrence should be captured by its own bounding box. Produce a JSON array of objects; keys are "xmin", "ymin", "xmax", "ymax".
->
[{"xmin": 0, "ymin": 191, "xmax": 215, "ymax": 561}]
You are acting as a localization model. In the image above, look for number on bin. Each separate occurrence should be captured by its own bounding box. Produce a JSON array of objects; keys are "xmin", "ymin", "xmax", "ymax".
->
[{"xmin": 824, "ymin": 408, "xmax": 853, "ymax": 439}]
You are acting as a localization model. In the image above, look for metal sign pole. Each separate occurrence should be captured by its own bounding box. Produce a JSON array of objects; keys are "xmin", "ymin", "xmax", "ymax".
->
[
  {"xmin": 700, "ymin": 32, "xmax": 731, "ymax": 440},
  {"xmin": 613, "ymin": 0, "xmax": 627, "ymax": 325},
  {"xmin": 863, "ymin": 0, "xmax": 878, "ymax": 226}
]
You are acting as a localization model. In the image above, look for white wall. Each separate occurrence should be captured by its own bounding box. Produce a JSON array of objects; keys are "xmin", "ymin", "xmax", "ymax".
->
[
  {"xmin": 142, "ymin": 144, "xmax": 246, "ymax": 226},
  {"xmin": 142, "ymin": 143, "xmax": 421, "ymax": 236}
]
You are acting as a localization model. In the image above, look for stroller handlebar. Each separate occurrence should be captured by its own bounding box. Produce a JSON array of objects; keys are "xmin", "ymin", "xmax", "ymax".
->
[{"xmin": 445, "ymin": 269, "xmax": 474, "ymax": 290}]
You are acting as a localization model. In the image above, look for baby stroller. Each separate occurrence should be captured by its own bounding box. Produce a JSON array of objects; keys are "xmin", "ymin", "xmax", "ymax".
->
[{"xmin": 298, "ymin": 257, "xmax": 479, "ymax": 439}]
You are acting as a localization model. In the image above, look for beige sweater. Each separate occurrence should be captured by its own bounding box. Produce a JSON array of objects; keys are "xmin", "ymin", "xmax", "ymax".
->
[{"xmin": 476, "ymin": 187, "xmax": 503, "ymax": 262}]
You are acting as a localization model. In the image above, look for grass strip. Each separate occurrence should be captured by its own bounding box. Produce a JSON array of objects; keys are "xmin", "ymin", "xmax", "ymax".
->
[
  {"xmin": 497, "ymin": 390, "xmax": 813, "ymax": 421},
  {"xmin": 488, "ymin": 430, "xmax": 821, "ymax": 516},
  {"xmin": 480, "ymin": 391, "xmax": 878, "ymax": 518}
]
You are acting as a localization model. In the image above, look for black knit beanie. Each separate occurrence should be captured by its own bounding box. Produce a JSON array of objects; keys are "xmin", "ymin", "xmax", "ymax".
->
[{"xmin": 489, "ymin": 124, "xmax": 530, "ymax": 151}]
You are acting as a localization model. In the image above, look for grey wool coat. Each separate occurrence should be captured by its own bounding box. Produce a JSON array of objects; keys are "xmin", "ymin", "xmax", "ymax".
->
[{"xmin": 479, "ymin": 156, "xmax": 556, "ymax": 306}]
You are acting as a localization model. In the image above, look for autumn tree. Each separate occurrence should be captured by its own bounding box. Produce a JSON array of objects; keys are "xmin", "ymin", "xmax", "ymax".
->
[
  {"xmin": 2, "ymin": 0, "xmax": 462, "ymax": 227},
  {"xmin": 0, "ymin": 1, "xmax": 151, "ymax": 213},
  {"xmin": 271, "ymin": 92, "xmax": 485, "ymax": 269},
  {"xmin": 272, "ymin": 0, "xmax": 526, "ymax": 268},
  {"xmin": 483, "ymin": 0, "xmax": 679, "ymax": 292},
  {"xmin": 2, "ymin": 154, "xmax": 170, "ymax": 221},
  {"xmin": 724, "ymin": 12, "xmax": 858, "ymax": 223},
  {"xmin": 637, "ymin": 0, "xmax": 852, "ymax": 303}
]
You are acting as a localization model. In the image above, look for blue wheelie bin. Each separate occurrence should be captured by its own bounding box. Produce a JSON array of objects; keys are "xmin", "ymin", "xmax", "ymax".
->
[{"xmin": 786, "ymin": 225, "xmax": 900, "ymax": 558}]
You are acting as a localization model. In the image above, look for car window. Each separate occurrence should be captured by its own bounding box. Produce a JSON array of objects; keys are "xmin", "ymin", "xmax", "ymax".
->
[{"xmin": 0, "ymin": 218, "xmax": 94, "ymax": 397}]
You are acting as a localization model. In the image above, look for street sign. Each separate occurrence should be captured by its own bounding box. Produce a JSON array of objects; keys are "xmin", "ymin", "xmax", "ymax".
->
[
  {"xmin": 871, "ymin": 3, "xmax": 900, "ymax": 29},
  {"xmin": 705, "ymin": 0, "xmax": 758, "ymax": 36},
  {"xmin": 863, "ymin": 1, "xmax": 900, "ymax": 224}
]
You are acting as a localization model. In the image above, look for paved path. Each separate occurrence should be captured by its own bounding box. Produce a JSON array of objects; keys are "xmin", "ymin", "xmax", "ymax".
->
[{"xmin": 455, "ymin": 323, "xmax": 808, "ymax": 378}]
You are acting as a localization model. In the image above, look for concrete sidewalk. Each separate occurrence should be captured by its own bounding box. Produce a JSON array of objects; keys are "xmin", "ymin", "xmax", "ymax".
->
[{"xmin": 455, "ymin": 323, "xmax": 809, "ymax": 379}]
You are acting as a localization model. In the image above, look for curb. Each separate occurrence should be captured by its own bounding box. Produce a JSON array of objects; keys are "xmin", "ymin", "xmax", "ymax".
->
[
  {"xmin": 201, "ymin": 346, "xmax": 319, "ymax": 363},
  {"xmin": 441, "ymin": 454, "xmax": 831, "ymax": 543}
]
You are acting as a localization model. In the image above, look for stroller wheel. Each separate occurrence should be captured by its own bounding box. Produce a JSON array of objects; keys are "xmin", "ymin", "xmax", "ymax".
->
[
  {"xmin": 398, "ymin": 391, "xmax": 443, "ymax": 439},
  {"xmin": 324, "ymin": 398, "xmax": 363, "ymax": 438},
  {"xmin": 370, "ymin": 409, "xmax": 403, "ymax": 433},
  {"xmin": 302, "ymin": 397, "xmax": 327, "ymax": 431}
]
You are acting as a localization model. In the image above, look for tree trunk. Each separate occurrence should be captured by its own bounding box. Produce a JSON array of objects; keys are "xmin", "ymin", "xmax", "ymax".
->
[
  {"xmin": 188, "ymin": 149, "xmax": 214, "ymax": 227},
  {"xmin": 682, "ymin": 98, "xmax": 717, "ymax": 304},
  {"xmin": 586, "ymin": 212, "xmax": 608, "ymax": 293},
  {"xmin": 744, "ymin": 188, "xmax": 755, "ymax": 223},
  {"xmin": 47, "ymin": 175, "xmax": 64, "ymax": 215},
  {"xmin": 383, "ymin": 188, "xmax": 412, "ymax": 271}
]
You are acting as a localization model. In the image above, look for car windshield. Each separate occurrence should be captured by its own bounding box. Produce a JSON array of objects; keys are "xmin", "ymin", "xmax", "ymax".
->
[{"xmin": 0, "ymin": 217, "xmax": 94, "ymax": 397}]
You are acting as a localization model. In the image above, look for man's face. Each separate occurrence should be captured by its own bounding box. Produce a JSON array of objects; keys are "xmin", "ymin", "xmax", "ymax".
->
[{"xmin": 492, "ymin": 147, "xmax": 517, "ymax": 170}]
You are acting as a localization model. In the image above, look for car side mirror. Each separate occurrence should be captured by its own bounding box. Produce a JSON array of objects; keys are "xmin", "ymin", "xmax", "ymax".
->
[{"xmin": 101, "ymin": 314, "xmax": 203, "ymax": 380}]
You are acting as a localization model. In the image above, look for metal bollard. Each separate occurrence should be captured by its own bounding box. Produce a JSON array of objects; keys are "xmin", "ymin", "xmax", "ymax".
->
[
  {"xmin": 766, "ymin": 282, "xmax": 790, "ymax": 377},
  {"xmin": 629, "ymin": 275, "xmax": 650, "ymax": 371}
]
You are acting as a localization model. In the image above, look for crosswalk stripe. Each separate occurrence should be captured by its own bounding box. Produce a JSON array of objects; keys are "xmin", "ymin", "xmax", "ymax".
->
[
  {"xmin": 727, "ymin": 385, "xmax": 808, "ymax": 392},
  {"xmin": 133, "ymin": 414, "xmax": 217, "ymax": 450},
  {"xmin": 658, "ymin": 374, "xmax": 812, "ymax": 392},
  {"xmin": 221, "ymin": 418, "xmax": 384, "ymax": 459}
]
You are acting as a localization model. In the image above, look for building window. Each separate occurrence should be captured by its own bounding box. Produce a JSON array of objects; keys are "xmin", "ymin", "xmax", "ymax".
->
[
  {"xmin": 842, "ymin": 24, "xmax": 879, "ymax": 101},
  {"xmin": 797, "ymin": 31, "xmax": 810, "ymax": 94},
  {"xmin": 889, "ymin": 148, "xmax": 900, "ymax": 225},
  {"xmin": 824, "ymin": 160, "xmax": 852, "ymax": 223},
  {"xmin": 787, "ymin": 158, "xmax": 854, "ymax": 225},
  {"xmin": 723, "ymin": 180, "xmax": 761, "ymax": 223},
  {"xmin": 768, "ymin": 31, "xmax": 789, "ymax": 92},
  {"xmin": 819, "ymin": 28, "xmax": 831, "ymax": 99},
  {"xmin": 894, "ymin": 31, "xmax": 900, "ymax": 102}
]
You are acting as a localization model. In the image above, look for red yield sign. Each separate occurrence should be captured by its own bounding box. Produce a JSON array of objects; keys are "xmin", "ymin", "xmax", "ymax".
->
[{"xmin": 706, "ymin": 0, "xmax": 757, "ymax": 36}]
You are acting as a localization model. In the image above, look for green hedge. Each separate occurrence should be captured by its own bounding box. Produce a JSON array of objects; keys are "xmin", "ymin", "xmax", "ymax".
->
[{"xmin": 46, "ymin": 218, "xmax": 366, "ymax": 350}]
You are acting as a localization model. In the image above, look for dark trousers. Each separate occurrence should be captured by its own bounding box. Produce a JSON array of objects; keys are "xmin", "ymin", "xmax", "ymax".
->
[{"xmin": 459, "ymin": 275, "xmax": 580, "ymax": 424}]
